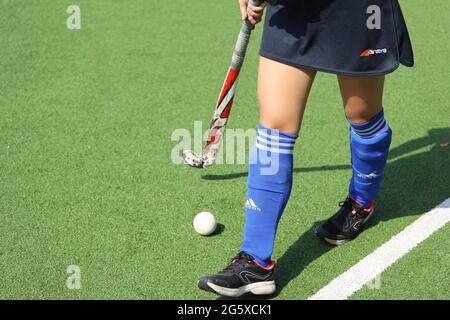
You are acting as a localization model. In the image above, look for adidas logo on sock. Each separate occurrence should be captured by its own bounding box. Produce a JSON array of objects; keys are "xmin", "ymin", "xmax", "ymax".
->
[{"xmin": 245, "ymin": 198, "xmax": 261, "ymax": 212}]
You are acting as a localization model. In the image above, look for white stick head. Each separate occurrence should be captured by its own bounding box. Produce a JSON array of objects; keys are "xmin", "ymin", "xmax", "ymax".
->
[{"xmin": 182, "ymin": 150, "xmax": 205, "ymax": 168}]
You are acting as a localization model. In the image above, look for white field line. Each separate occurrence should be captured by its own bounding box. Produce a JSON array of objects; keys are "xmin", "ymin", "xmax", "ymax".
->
[{"xmin": 309, "ymin": 196, "xmax": 450, "ymax": 300}]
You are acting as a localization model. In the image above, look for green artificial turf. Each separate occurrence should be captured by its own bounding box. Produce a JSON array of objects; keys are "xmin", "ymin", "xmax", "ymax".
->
[
  {"xmin": 350, "ymin": 222, "xmax": 450, "ymax": 300},
  {"xmin": 0, "ymin": 0, "xmax": 449, "ymax": 299}
]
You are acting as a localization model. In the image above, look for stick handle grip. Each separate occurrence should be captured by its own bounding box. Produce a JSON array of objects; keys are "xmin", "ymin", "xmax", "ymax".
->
[{"xmin": 230, "ymin": 0, "xmax": 265, "ymax": 70}]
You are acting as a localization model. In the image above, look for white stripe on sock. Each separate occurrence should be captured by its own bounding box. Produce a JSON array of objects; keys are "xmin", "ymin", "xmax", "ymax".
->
[
  {"xmin": 351, "ymin": 116, "xmax": 385, "ymax": 133},
  {"xmin": 354, "ymin": 122, "xmax": 389, "ymax": 137},
  {"xmin": 257, "ymin": 129, "xmax": 296, "ymax": 142},
  {"xmin": 256, "ymin": 142, "xmax": 294, "ymax": 154},
  {"xmin": 257, "ymin": 136, "xmax": 295, "ymax": 148}
]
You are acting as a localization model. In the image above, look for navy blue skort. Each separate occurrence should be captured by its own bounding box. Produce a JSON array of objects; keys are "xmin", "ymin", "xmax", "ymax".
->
[{"xmin": 260, "ymin": 0, "xmax": 414, "ymax": 76}]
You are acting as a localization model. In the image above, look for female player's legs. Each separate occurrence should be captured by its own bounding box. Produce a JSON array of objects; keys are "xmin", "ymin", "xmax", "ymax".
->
[
  {"xmin": 258, "ymin": 57, "xmax": 316, "ymax": 134},
  {"xmin": 240, "ymin": 57, "xmax": 316, "ymax": 266},
  {"xmin": 339, "ymin": 75, "xmax": 385, "ymax": 124},
  {"xmin": 198, "ymin": 57, "xmax": 316, "ymax": 297},
  {"xmin": 315, "ymin": 75, "xmax": 391, "ymax": 245},
  {"xmin": 339, "ymin": 75, "xmax": 390, "ymax": 208}
]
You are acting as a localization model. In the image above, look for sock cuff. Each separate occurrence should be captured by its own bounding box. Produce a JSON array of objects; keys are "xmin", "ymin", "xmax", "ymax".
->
[
  {"xmin": 348, "ymin": 109, "xmax": 388, "ymax": 137},
  {"xmin": 256, "ymin": 123, "xmax": 298, "ymax": 154}
]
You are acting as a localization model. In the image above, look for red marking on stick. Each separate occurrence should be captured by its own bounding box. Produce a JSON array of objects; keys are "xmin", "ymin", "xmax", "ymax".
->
[
  {"xmin": 216, "ymin": 68, "xmax": 239, "ymax": 109},
  {"xmin": 220, "ymin": 98, "xmax": 234, "ymax": 118}
]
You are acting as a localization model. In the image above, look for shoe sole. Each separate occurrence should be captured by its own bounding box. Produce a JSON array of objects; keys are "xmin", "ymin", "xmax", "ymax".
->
[
  {"xmin": 202, "ymin": 281, "xmax": 276, "ymax": 297},
  {"xmin": 322, "ymin": 237, "xmax": 350, "ymax": 245},
  {"xmin": 315, "ymin": 209, "xmax": 375, "ymax": 246}
]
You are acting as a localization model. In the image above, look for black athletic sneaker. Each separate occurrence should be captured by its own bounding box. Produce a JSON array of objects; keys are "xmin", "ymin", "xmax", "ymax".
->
[
  {"xmin": 315, "ymin": 197, "xmax": 375, "ymax": 245},
  {"xmin": 198, "ymin": 252, "xmax": 276, "ymax": 297}
]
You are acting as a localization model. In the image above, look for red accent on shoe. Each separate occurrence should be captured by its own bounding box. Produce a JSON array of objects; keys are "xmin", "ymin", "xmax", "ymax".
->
[
  {"xmin": 347, "ymin": 196, "xmax": 375, "ymax": 212},
  {"xmin": 364, "ymin": 203, "xmax": 375, "ymax": 213},
  {"xmin": 254, "ymin": 259, "xmax": 276, "ymax": 271}
]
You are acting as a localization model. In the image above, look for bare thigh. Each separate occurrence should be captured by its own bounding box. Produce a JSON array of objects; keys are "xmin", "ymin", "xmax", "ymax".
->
[
  {"xmin": 338, "ymin": 75, "xmax": 385, "ymax": 123},
  {"xmin": 258, "ymin": 57, "xmax": 316, "ymax": 135}
]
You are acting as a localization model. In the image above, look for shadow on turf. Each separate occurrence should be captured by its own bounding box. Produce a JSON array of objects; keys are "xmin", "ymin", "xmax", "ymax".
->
[
  {"xmin": 202, "ymin": 165, "xmax": 350, "ymax": 181},
  {"xmin": 212, "ymin": 223, "xmax": 225, "ymax": 236},
  {"xmin": 366, "ymin": 127, "xmax": 450, "ymax": 226},
  {"xmin": 214, "ymin": 127, "xmax": 450, "ymax": 300}
]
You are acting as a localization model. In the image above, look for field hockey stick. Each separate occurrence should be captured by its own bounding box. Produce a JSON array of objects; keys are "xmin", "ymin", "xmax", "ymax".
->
[{"xmin": 183, "ymin": 0, "xmax": 267, "ymax": 168}]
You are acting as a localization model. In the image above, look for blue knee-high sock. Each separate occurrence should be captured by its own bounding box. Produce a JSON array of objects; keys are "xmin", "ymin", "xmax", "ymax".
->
[
  {"xmin": 240, "ymin": 124, "xmax": 298, "ymax": 267},
  {"xmin": 348, "ymin": 109, "xmax": 392, "ymax": 208}
]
